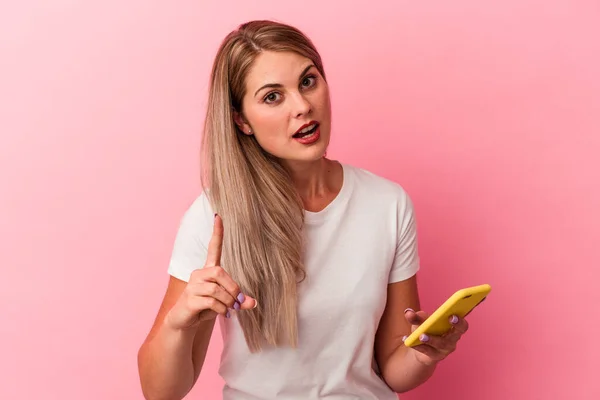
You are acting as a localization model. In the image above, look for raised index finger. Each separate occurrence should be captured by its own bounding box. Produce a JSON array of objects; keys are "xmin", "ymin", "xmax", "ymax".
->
[{"xmin": 205, "ymin": 214, "xmax": 223, "ymax": 267}]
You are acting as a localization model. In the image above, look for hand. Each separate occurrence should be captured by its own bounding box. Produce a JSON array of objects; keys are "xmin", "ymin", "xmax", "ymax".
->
[
  {"xmin": 165, "ymin": 214, "xmax": 257, "ymax": 331},
  {"xmin": 401, "ymin": 308, "xmax": 469, "ymax": 366}
]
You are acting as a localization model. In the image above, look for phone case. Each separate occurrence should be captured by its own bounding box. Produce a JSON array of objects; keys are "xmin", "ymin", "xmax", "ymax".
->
[{"xmin": 403, "ymin": 284, "xmax": 492, "ymax": 347}]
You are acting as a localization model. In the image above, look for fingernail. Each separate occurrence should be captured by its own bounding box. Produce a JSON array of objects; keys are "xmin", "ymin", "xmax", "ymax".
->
[
  {"xmin": 404, "ymin": 308, "xmax": 415, "ymax": 314},
  {"xmin": 401, "ymin": 335, "xmax": 407, "ymax": 342},
  {"xmin": 450, "ymin": 315, "xmax": 459, "ymax": 324},
  {"xmin": 226, "ymin": 310, "xmax": 231, "ymax": 319},
  {"xmin": 420, "ymin": 334, "xmax": 429, "ymax": 342},
  {"xmin": 214, "ymin": 213, "xmax": 217, "ymax": 219},
  {"xmin": 237, "ymin": 293, "xmax": 246, "ymax": 303},
  {"xmin": 253, "ymin": 299, "xmax": 258, "ymax": 309},
  {"xmin": 233, "ymin": 301, "xmax": 240, "ymax": 310}
]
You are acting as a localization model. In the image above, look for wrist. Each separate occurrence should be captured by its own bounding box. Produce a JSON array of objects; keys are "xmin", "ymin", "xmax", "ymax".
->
[
  {"xmin": 162, "ymin": 311, "xmax": 200, "ymax": 338},
  {"xmin": 378, "ymin": 344, "xmax": 438, "ymax": 393},
  {"xmin": 410, "ymin": 346, "xmax": 440, "ymax": 368}
]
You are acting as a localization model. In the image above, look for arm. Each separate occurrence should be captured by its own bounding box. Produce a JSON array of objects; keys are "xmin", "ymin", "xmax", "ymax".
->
[
  {"xmin": 137, "ymin": 215, "xmax": 256, "ymax": 400},
  {"xmin": 137, "ymin": 276, "xmax": 216, "ymax": 400},
  {"xmin": 373, "ymin": 191, "xmax": 436, "ymax": 391},
  {"xmin": 374, "ymin": 190, "xmax": 471, "ymax": 392},
  {"xmin": 374, "ymin": 275, "xmax": 471, "ymax": 393},
  {"xmin": 374, "ymin": 275, "xmax": 436, "ymax": 393}
]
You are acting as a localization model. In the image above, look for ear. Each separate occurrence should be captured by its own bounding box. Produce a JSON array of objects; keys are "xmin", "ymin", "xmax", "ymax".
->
[{"xmin": 232, "ymin": 109, "xmax": 253, "ymax": 136}]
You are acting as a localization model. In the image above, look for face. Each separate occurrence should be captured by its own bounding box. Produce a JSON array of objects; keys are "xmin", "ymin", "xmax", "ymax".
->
[{"xmin": 234, "ymin": 51, "xmax": 331, "ymax": 164}]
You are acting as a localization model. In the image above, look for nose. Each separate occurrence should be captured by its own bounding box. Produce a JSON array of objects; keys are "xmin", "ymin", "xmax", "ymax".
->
[{"xmin": 291, "ymin": 92, "xmax": 311, "ymax": 118}]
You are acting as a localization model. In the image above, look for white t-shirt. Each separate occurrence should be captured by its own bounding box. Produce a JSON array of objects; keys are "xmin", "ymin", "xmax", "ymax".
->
[{"xmin": 168, "ymin": 163, "xmax": 420, "ymax": 399}]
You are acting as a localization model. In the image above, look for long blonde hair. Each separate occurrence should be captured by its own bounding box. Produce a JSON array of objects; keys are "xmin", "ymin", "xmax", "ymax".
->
[{"xmin": 200, "ymin": 20, "xmax": 327, "ymax": 352}]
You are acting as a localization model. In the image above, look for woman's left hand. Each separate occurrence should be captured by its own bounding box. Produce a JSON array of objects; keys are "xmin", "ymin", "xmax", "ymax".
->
[{"xmin": 401, "ymin": 308, "xmax": 469, "ymax": 366}]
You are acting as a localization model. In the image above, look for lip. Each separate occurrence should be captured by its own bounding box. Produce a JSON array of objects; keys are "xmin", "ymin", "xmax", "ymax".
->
[
  {"xmin": 293, "ymin": 125, "xmax": 320, "ymax": 144},
  {"xmin": 293, "ymin": 120, "xmax": 319, "ymax": 136}
]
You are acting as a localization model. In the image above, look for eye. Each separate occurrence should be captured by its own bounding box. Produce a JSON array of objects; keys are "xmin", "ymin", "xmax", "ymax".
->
[
  {"xmin": 264, "ymin": 92, "xmax": 281, "ymax": 104},
  {"xmin": 301, "ymin": 75, "xmax": 317, "ymax": 89}
]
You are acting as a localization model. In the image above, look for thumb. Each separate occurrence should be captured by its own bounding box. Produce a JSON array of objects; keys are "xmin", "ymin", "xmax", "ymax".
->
[
  {"xmin": 236, "ymin": 292, "xmax": 258, "ymax": 310},
  {"xmin": 404, "ymin": 308, "xmax": 428, "ymax": 329}
]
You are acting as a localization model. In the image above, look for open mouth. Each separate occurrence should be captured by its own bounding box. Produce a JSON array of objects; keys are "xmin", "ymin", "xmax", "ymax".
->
[{"xmin": 292, "ymin": 122, "xmax": 319, "ymax": 139}]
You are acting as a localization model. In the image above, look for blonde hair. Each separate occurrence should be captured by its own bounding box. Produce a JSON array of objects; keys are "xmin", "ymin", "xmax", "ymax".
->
[{"xmin": 200, "ymin": 20, "xmax": 327, "ymax": 352}]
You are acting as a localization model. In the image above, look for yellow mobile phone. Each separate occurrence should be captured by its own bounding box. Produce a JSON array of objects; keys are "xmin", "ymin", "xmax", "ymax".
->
[{"xmin": 403, "ymin": 284, "xmax": 492, "ymax": 347}]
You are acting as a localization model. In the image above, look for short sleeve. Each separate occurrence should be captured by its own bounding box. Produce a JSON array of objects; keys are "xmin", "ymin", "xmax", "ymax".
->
[
  {"xmin": 388, "ymin": 191, "xmax": 420, "ymax": 283},
  {"xmin": 167, "ymin": 193, "xmax": 215, "ymax": 282}
]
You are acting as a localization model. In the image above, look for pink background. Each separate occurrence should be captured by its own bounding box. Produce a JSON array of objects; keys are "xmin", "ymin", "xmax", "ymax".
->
[{"xmin": 1, "ymin": 1, "xmax": 599, "ymax": 399}]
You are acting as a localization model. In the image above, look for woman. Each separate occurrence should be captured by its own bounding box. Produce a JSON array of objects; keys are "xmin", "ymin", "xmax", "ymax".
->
[{"xmin": 138, "ymin": 20, "xmax": 470, "ymax": 400}]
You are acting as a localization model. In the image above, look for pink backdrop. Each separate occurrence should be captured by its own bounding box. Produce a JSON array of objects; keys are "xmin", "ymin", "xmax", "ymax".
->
[{"xmin": 1, "ymin": 1, "xmax": 599, "ymax": 399}]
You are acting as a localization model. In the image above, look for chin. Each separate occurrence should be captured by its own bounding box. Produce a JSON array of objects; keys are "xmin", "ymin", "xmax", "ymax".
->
[
  {"xmin": 272, "ymin": 146, "xmax": 328, "ymax": 165},
  {"xmin": 293, "ymin": 140, "xmax": 329, "ymax": 161}
]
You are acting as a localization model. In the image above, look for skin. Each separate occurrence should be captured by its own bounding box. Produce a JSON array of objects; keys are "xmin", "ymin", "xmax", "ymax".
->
[
  {"xmin": 234, "ymin": 50, "xmax": 471, "ymax": 391},
  {"xmin": 137, "ymin": 215, "xmax": 257, "ymax": 400},
  {"xmin": 137, "ymin": 50, "xmax": 471, "ymax": 399},
  {"xmin": 233, "ymin": 50, "xmax": 337, "ymax": 206}
]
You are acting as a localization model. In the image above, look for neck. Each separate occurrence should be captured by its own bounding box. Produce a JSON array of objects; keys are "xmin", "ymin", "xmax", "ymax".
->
[{"xmin": 281, "ymin": 157, "xmax": 342, "ymax": 206}]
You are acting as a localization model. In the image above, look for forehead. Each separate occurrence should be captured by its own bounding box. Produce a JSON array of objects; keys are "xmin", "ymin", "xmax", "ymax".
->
[{"xmin": 245, "ymin": 51, "xmax": 313, "ymax": 88}]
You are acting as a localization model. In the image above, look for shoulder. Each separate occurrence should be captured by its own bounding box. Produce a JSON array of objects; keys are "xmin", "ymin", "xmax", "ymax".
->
[
  {"xmin": 344, "ymin": 163, "xmax": 413, "ymax": 207},
  {"xmin": 173, "ymin": 191, "xmax": 215, "ymax": 246},
  {"xmin": 167, "ymin": 191, "xmax": 215, "ymax": 281},
  {"xmin": 180, "ymin": 190, "xmax": 214, "ymax": 222}
]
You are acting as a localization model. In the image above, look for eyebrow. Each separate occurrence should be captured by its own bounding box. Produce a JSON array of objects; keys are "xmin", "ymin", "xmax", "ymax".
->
[{"xmin": 254, "ymin": 64, "xmax": 316, "ymax": 97}]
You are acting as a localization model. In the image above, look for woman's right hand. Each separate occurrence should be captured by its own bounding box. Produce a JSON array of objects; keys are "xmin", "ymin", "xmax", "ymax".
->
[{"xmin": 165, "ymin": 214, "xmax": 257, "ymax": 331}]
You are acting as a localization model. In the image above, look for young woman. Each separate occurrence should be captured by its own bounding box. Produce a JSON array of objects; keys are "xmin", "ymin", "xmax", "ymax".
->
[{"xmin": 138, "ymin": 20, "xmax": 470, "ymax": 400}]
